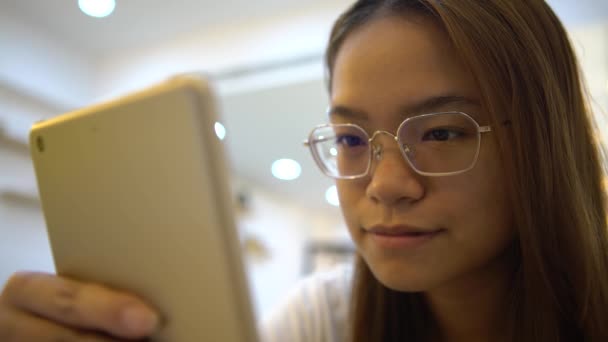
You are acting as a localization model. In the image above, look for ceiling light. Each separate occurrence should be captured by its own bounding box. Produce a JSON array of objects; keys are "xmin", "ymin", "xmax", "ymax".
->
[
  {"xmin": 214, "ymin": 122, "xmax": 226, "ymax": 140},
  {"xmin": 325, "ymin": 185, "xmax": 340, "ymax": 207},
  {"xmin": 271, "ymin": 159, "xmax": 301, "ymax": 181},
  {"xmin": 78, "ymin": 0, "xmax": 116, "ymax": 18}
]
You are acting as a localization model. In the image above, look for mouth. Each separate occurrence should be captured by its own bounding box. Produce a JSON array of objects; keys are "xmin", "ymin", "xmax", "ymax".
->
[
  {"xmin": 366, "ymin": 224, "xmax": 444, "ymax": 235},
  {"xmin": 363, "ymin": 225, "xmax": 445, "ymax": 249}
]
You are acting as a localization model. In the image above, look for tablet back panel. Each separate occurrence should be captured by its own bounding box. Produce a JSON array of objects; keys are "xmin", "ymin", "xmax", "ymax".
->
[{"xmin": 30, "ymin": 77, "xmax": 258, "ymax": 341}]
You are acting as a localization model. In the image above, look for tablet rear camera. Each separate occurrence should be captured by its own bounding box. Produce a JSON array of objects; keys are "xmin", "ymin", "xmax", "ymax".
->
[{"xmin": 36, "ymin": 136, "xmax": 45, "ymax": 152}]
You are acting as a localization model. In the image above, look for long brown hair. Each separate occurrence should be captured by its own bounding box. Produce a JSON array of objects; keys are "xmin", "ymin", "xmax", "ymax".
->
[{"xmin": 325, "ymin": 1, "xmax": 608, "ymax": 341}]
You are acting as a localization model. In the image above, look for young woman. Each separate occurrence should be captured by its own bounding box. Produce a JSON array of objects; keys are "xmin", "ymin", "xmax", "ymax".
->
[
  {"xmin": 261, "ymin": 1, "xmax": 608, "ymax": 341},
  {"xmin": 1, "ymin": 0, "xmax": 607, "ymax": 341}
]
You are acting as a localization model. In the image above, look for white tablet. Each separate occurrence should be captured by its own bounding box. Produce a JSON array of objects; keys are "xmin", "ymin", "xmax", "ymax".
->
[{"xmin": 29, "ymin": 76, "xmax": 259, "ymax": 341}]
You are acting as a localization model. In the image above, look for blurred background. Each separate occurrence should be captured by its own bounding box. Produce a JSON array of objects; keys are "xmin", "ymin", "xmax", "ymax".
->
[{"xmin": 0, "ymin": 0, "xmax": 607, "ymax": 320}]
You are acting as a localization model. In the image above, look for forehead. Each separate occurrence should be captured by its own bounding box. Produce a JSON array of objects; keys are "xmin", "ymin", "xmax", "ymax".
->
[{"xmin": 331, "ymin": 14, "xmax": 480, "ymax": 120}]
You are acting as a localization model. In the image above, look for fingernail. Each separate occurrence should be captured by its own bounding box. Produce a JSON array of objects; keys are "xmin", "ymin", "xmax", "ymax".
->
[{"xmin": 121, "ymin": 306, "xmax": 159, "ymax": 334}]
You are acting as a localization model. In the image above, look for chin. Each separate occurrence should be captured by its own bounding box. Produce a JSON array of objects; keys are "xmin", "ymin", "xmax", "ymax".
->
[{"xmin": 365, "ymin": 257, "xmax": 438, "ymax": 292}]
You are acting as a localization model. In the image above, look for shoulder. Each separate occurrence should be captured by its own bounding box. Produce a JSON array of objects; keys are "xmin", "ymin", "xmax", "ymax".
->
[{"xmin": 259, "ymin": 263, "xmax": 353, "ymax": 342}]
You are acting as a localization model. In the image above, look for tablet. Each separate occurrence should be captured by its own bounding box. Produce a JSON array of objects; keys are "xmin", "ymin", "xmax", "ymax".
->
[{"xmin": 29, "ymin": 76, "xmax": 259, "ymax": 341}]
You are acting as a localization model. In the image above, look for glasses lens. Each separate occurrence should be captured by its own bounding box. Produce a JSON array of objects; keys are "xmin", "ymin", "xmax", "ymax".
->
[
  {"xmin": 398, "ymin": 112, "xmax": 480, "ymax": 174},
  {"xmin": 310, "ymin": 125, "xmax": 370, "ymax": 178}
]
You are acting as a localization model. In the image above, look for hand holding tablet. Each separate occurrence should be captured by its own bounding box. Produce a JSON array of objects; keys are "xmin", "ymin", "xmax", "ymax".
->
[{"xmin": 0, "ymin": 76, "xmax": 259, "ymax": 341}]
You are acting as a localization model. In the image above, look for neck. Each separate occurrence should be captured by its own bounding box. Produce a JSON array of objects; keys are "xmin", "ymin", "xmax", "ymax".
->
[{"xmin": 424, "ymin": 250, "xmax": 517, "ymax": 342}]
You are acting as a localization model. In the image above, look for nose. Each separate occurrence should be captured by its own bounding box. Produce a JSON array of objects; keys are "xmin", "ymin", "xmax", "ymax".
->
[{"xmin": 365, "ymin": 137, "xmax": 425, "ymax": 206}]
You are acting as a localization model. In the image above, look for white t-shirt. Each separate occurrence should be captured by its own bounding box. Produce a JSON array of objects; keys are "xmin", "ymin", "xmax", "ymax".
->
[{"xmin": 259, "ymin": 264, "xmax": 353, "ymax": 342}]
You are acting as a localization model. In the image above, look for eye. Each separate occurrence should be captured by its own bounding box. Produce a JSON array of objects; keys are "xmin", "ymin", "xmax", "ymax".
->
[
  {"xmin": 422, "ymin": 128, "xmax": 463, "ymax": 141},
  {"xmin": 336, "ymin": 134, "xmax": 367, "ymax": 147}
]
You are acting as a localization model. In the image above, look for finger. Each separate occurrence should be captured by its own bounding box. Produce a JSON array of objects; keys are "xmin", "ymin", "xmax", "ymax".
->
[
  {"xmin": 2, "ymin": 272, "xmax": 159, "ymax": 339},
  {"xmin": 0, "ymin": 306, "xmax": 121, "ymax": 341}
]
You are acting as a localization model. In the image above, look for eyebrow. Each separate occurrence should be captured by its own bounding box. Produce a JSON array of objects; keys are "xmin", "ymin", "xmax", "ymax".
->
[{"xmin": 328, "ymin": 95, "xmax": 481, "ymax": 120}]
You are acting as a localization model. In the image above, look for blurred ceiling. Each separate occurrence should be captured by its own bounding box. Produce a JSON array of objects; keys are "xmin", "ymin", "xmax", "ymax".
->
[
  {"xmin": 3, "ymin": 0, "xmax": 345, "ymax": 58},
  {"xmin": 3, "ymin": 0, "xmax": 608, "ymax": 59}
]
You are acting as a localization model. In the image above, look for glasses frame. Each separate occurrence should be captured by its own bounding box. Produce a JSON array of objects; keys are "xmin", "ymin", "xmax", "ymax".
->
[{"xmin": 304, "ymin": 111, "xmax": 492, "ymax": 179}]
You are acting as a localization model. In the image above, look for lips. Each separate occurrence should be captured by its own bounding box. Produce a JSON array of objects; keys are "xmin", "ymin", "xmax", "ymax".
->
[
  {"xmin": 364, "ymin": 225, "xmax": 445, "ymax": 249},
  {"xmin": 365, "ymin": 225, "xmax": 444, "ymax": 236}
]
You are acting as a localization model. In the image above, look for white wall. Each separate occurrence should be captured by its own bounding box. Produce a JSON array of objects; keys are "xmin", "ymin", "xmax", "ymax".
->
[
  {"xmin": 570, "ymin": 23, "xmax": 608, "ymax": 176},
  {"xmin": 236, "ymin": 180, "xmax": 347, "ymax": 317},
  {"xmin": 0, "ymin": 12, "xmax": 95, "ymax": 110},
  {"xmin": 0, "ymin": 145, "xmax": 54, "ymax": 284}
]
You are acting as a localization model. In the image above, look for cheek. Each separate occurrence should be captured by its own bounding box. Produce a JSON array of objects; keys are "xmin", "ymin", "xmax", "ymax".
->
[
  {"xmin": 445, "ymin": 137, "xmax": 511, "ymax": 216},
  {"xmin": 438, "ymin": 147, "xmax": 515, "ymax": 247},
  {"xmin": 428, "ymin": 180, "xmax": 514, "ymax": 274},
  {"xmin": 441, "ymin": 176, "xmax": 508, "ymax": 220}
]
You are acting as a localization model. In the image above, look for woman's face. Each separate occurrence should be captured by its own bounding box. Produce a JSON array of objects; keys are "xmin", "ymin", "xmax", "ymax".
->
[{"xmin": 331, "ymin": 15, "xmax": 515, "ymax": 292}]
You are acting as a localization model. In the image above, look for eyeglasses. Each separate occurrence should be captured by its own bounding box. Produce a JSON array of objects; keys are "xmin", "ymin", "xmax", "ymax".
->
[{"xmin": 304, "ymin": 111, "xmax": 492, "ymax": 179}]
